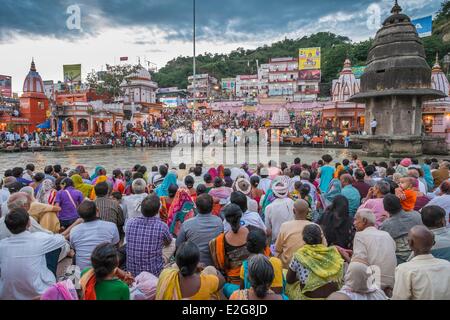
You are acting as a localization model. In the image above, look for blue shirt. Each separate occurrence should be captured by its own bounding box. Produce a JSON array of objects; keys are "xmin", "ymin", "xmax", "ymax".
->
[
  {"xmin": 341, "ymin": 185, "xmax": 361, "ymax": 217},
  {"xmin": 319, "ymin": 165, "xmax": 335, "ymax": 193}
]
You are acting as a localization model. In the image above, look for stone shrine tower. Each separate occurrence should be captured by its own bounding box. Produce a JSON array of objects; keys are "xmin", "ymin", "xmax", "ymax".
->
[{"xmin": 349, "ymin": 1, "xmax": 447, "ymax": 157}]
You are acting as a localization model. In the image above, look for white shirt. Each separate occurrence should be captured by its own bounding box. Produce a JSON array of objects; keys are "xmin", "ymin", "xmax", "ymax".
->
[
  {"xmin": 70, "ymin": 220, "xmax": 120, "ymax": 271},
  {"xmin": 265, "ymin": 197, "xmax": 295, "ymax": 243},
  {"xmin": 352, "ymin": 226, "xmax": 397, "ymax": 289},
  {"xmin": 258, "ymin": 178, "xmax": 272, "ymax": 193},
  {"xmin": 0, "ymin": 231, "xmax": 67, "ymax": 300},
  {"xmin": 370, "ymin": 120, "xmax": 377, "ymax": 128},
  {"xmin": 0, "ymin": 215, "xmax": 52, "ymax": 241},
  {"xmin": 223, "ymin": 210, "xmax": 266, "ymax": 233},
  {"xmin": 392, "ymin": 254, "xmax": 450, "ymax": 300},
  {"xmin": 122, "ymin": 193, "xmax": 149, "ymax": 220}
]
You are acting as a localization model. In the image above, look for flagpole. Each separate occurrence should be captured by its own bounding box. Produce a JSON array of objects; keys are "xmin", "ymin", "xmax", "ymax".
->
[{"xmin": 193, "ymin": 0, "xmax": 196, "ymax": 112}]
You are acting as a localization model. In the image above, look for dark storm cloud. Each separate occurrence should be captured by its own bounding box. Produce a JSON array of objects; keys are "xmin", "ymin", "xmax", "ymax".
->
[{"xmin": 0, "ymin": 0, "xmax": 440, "ymax": 43}]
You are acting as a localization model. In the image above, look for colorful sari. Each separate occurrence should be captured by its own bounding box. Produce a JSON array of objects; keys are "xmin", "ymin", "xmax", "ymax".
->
[
  {"xmin": 217, "ymin": 165, "xmax": 225, "ymax": 179},
  {"xmin": 167, "ymin": 188, "xmax": 196, "ymax": 236},
  {"xmin": 208, "ymin": 168, "xmax": 219, "ymax": 180},
  {"xmin": 209, "ymin": 233, "xmax": 250, "ymax": 285},
  {"xmin": 41, "ymin": 280, "xmax": 78, "ymax": 300},
  {"xmin": 90, "ymin": 166, "xmax": 105, "ymax": 181},
  {"xmin": 36, "ymin": 179, "xmax": 55, "ymax": 204},
  {"xmin": 89, "ymin": 175, "xmax": 108, "ymax": 200},
  {"xmin": 72, "ymin": 174, "xmax": 94, "ymax": 198},
  {"xmin": 155, "ymin": 172, "xmax": 178, "ymax": 197},
  {"xmin": 155, "ymin": 268, "xmax": 182, "ymax": 300},
  {"xmin": 286, "ymin": 244, "xmax": 344, "ymax": 300},
  {"xmin": 80, "ymin": 269, "xmax": 97, "ymax": 300}
]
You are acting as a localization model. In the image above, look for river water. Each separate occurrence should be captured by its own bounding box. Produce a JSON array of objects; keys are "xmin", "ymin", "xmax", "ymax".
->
[{"xmin": 0, "ymin": 146, "xmax": 445, "ymax": 175}]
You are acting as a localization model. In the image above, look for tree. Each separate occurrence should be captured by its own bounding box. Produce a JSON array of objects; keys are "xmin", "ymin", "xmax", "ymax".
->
[{"xmin": 86, "ymin": 64, "xmax": 141, "ymax": 98}]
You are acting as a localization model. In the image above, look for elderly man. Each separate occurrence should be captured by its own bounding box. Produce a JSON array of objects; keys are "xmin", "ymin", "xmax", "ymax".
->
[
  {"xmin": 0, "ymin": 192, "xmax": 53, "ymax": 241},
  {"xmin": 352, "ymin": 209, "xmax": 397, "ymax": 293},
  {"xmin": 392, "ymin": 226, "xmax": 450, "ymax": 300},
  {"xmin": 359, "ymin": 180, "xmax": 390, "ymax": 227},
  {"xmin": 275, "ymin": 199, "xmax": 326, "ymax": 268},
  {"xmin": 300, "ymin": 170, "xmax": 317, "ymax": 207},
  {"xmin": 122, "ymin": 178, "xmax": 149, "ymax": 220},
  {"xmin": 0, "ymin": 208, "xmax": 67, "ymax": 300},
  {"xmin": 421, "ymin": 206, "xmax": 450, "ymax": 261},
  {"xmin": 265, "ymin": 180, "xmax": 295, "ymax": 243},
  {"xmin": 425, "ymin": 181, "xmax": 450, "ymax": 224},
  {"xmin": 340, "ymin": 174, "xmax": 361, "ymax": 218},
  {"xmin": 380, "ymin": 194, "xmax": 423, "ymax": 264}
]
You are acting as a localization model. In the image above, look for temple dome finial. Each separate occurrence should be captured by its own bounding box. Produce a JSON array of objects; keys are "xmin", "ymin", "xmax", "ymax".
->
[
  {"xmin": 30, "ymin": 58, "xmax": 36, "ymax": 72},
  {"xmin": 391, "ymin": 0, "xmax": 402, "ymax": 14}
]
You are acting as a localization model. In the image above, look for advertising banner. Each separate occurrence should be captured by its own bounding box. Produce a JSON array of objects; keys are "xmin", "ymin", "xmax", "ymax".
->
[
  {"xmin": 299, "ymin": 69, "xmax": 321, "ymax": 81},
  {"xmin": 412, "ymin": 15, "xmax": 432, "ymax": 38},
  {"xmin": 0, "ymin": 75, "xmax": 12, "ymax": 97},
  {"xmin": 63, "ymin": 64, "xmax": 82, "ymax": 83},
  {"xmin": 299, "ymin": 47, "xmax": 321, "ymax": 70}
]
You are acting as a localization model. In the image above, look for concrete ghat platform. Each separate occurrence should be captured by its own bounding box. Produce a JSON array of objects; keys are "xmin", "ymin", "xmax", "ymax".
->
[
  {"xmin": 0, "ymin": 144, "xmax": 114, "ymax": 153},
  {"xmin": 351, "ymin": 135, "xmax": 449, "ymax": 158}
]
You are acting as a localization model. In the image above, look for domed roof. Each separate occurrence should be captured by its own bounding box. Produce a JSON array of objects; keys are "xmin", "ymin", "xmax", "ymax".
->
[
  {"xmin": 430, "ymin": 54, "xmax": 450, "ymax": 102},
  {"xmin": 129, "ymin": 65, "xmax": 152, "ymax": 81},
  {"xmin": 332, "ymin": 59, "xmax": 361, "ymax": 102},
  {"xmin": 349, "ymin": 1, "xmax": 446, "ymax": 102},
  {"xmin": 22, "ymin": 59, "xmax": 45, "ymax": 98}
]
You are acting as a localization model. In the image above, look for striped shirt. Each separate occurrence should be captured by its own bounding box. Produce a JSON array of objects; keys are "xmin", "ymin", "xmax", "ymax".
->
[{"xmin": 95, "ymin": 197, "xmax": 124, "ymax": 229}]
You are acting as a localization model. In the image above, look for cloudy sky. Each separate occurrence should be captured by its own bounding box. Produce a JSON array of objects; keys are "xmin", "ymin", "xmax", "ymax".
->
[{"xmin": 0, "ymin": 0, "xmax": 440, "ymax": 94}]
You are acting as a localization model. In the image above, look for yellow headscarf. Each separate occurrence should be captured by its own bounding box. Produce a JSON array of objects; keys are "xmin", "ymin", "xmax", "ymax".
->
[
  {"xmin": 72, "ymin": 174, "xmax": 94, "ymax": 198},
  {"xmin": 89, "ymin": 175, "xmax": 108, "ymax": 200}
]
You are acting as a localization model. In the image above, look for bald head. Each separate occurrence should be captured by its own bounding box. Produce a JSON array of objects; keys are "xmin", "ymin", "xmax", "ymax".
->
[
  {"xmin": 408, "ymin": 225, "xmax": 435, "ymax": 256},
  {"xmin": 293, "ymin": 199, "xmax": 309, "ymax": 219}
]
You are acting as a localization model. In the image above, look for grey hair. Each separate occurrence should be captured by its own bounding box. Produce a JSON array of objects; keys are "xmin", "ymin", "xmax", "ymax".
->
[
  {"xmin": 300, "ymin": 170, "xmax": 311, "ymax": 180},
  {"xmin": 132, "ymin": 178, "xmax": 147, "ymax": 194},
  {"xmin": 356, "ymin": 209, "xmax": 376, "ymax": 225},
  {"xmin": 375, "ymin": 180, "xmax": 391, "ymax": 195},
  {"xmin": 377, "ymin": 167, "xmax": 387, "ymax": 178},
  {"xmin": 7, "ymin": 192, "xmax": 32, "ymax": 211}
]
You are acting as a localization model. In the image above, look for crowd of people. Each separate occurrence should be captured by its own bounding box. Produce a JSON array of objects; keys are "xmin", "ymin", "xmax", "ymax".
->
[
  {"xmin": 0, "ymin": 154, "xmax": 449, "ymax": 300},
  {"xmin": 0, "ymin": 108, "xmax": 341, "ymax": 151}
]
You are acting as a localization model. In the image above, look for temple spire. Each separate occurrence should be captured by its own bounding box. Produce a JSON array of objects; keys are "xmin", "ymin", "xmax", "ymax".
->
[
  {"xmin": 391, "ymin": 0, "xmax": 402, "ymax": 14},
  {"xmin": 30, "ymin": 58, "xmax": 36, "ymax": 72}
]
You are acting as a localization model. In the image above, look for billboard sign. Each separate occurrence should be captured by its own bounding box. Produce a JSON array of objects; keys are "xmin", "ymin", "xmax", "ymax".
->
[
  {"xmin": 299, "ymin": 70, "xmax": 321, "ymax": 81},
  {"xmin": 63, "ymin": 64, "xmax": 82, "ymax": 83},
  {"xmin": 221, "ymin": 78, "xmax": 236, "ymax": 92},
  {"xmin": 299, "ymin": 47, "xmax": 321, "ymax": 70},
  {"xmin": 0, "ymin": 75, "xmax": 12, "ymax": 98},
  {"xmin": 412, "ymin": 15, "xmax": 432, "ymax": 38},
  {"xmin": 352, "ymin": 66, "xmax": 367, "ymax": 79}
]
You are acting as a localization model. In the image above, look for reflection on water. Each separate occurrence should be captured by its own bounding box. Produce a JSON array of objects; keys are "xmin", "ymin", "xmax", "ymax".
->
[{"xmin": 0, "ymin": 147, "xmax": 443, "ymax": 175}]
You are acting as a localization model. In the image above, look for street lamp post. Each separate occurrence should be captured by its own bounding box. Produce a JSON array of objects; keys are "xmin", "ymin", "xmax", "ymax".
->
[{"xmin": 192, "ymin": 0, "xmax": 197, "ymax": 112}]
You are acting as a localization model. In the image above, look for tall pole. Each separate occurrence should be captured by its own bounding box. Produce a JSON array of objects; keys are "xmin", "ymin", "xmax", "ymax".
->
[{"xmin": 193, "ymin": 0, "xmax": 197, "ymax": 112}]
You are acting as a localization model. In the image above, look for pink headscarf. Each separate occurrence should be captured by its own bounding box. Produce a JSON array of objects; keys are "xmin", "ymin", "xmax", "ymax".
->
[
  {"xmin": 208, "ymin": 168, "xmax": 219, "ymax": 180},
  {"xmin": 400, "ymin": 158, "xmax": 412, "ymax": 168},
  {"xmin": 41, "ymin": 280, "xmax": 78, "ymax": 300}
]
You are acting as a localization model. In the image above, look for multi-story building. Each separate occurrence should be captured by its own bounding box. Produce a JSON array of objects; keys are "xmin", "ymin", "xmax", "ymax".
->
[
  {"xmin": 187, "ymin": 74, "xmax": 219, "ymax": 102},
  {"xmin": 258, "ymin": 64, "xmax": 269, "ymax": 98},
  {"xmin": 235, "ymin": 75, "xmax": 259, "ymax": 99},
  {"xmin": 268, "ymin": 57, "xmax": 298, "ymax": 99},
  {"xmin": 157, "ymin": 87, "xmax": 188, "ymax": 108}
]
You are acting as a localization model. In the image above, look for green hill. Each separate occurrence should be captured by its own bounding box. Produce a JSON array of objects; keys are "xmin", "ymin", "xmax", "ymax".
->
[{"xmin": 152, "ymin": 1, "xmax": 450, "ymax": 92}]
